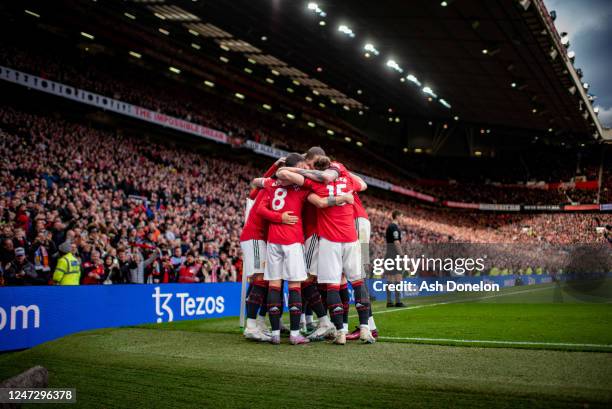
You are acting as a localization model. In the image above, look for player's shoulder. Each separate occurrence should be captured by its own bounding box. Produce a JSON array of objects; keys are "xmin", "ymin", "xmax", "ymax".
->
[
  {"xmin": 264, "ymin": 177, "xmax": 280, "ymax": 188},
  {"xmin": 329, "ymin": 161, "xmax": 347, "ymax": 173}
]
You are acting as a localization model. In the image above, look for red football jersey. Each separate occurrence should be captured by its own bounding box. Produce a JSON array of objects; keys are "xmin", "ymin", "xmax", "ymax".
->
[
  {"xmin": 349, "ymin": 174, "xmax": 368, "ymax": 220},
  {"xmin": 240, "ymin": 189, "xmax": 282, "ymax": 241},
  {"xmin": 310, "ymin": 174, "xmax": 358, "ymax": 243},
  {"xmin": 259, "ymin": 178, "xmax": 314, "ymax": 245},
  {"xmin": 302, "ymin": 202, "xmax": 318, "ymax": 238}
]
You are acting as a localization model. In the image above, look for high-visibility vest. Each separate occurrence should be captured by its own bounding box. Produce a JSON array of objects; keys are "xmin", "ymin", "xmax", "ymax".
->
[{"xmin": 53, "ymin": 253, "xmax": 81, "ymax": 285}]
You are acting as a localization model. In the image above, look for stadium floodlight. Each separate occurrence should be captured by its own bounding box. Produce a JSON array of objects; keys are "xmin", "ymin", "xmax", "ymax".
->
[
  {"xmin": 338, "ymin": 25, "xmax": 355, "ymax": 38},
  {"xmin": 439, "ymin": 99, "xmax": 451, "ymax": 109},
  {"xmin": 441, "ymin": 1, "xmax": 448, "ymax": 6},
  {"xmin": 129, "ymin": 51, "xmax": 142, "ymax": 59},
  {"xmin": 248, "ymin": 58, "xmax": 257, "ymax": 64},
  {"xmin": 244, "ymin": 67, "xmax": 253, "ymax": 74},
  {"xmin": 80, "ymin": 32, "xmax": 95, "ymax": 40},
  {"xmin": 305, "ymin": 96, "xmax": 313, "ymax": 102},
  {"xmin": 518, "ymin": 0, "xmax": 531, "ymax": 11},
  {"xmin": 319, "ymin": 21, "xmax": 326, "ymax": 26},
  {"xmin": 403, "ymin": 147, "xmax": 408, "ymax": 153},
  {"xmin": 406, "ymin": 74, "xmax": 421, "ymax": 86},
  {"xmin": 344, "ymin": 136, "xmax": 351, "ymax": 142},
  {"xmin": 364, "ymin": 43, "xmax": 380, "ymax": 56},
  {"xmin": 191, "ymin": 43, "xmax": 201, "ymax": 50},
  {"xmin": 169, "ymin": 66, "xmax": 181, "ymax": 74},
  {"xmin": 219, "ymin": 56, "xmax": 229, "ymax": 63},
  {"xmin": 124, "ymin": 12, "xmax": 136, "ymax": 20},
  {"xmin": 188, "ymin": 29, "xmax": 199, "ymax": 36},
  {"xmin": 271, "ymin": 69, "xmax": 280, "ymax": 76},
  {"xmin": 454, "ymin": 116, "xmax": 459, "ymax": 121},
  {"xmin": 307, "ymin": 2, "xmax": 318, "ymax": 11},
  {"xmin": 25, "ymin": 9, "xmax": 41, "ymax": 18},
  {"xmin": 307, "ymin": 121, "xmax": 316, "ymax": 127},
  {"xmin": 234, "ymin": 92, "xmax": 245, "ymax": 100},
  {"xmin": 327, "ymin": 129, "xmax": 334, "ymax": 135},
  {"xmin": 266, "ymin": 78, "xmax": 274, "ymax": 84},
  {"xmin": 358, "ymin": 110, "xmax": 364, "ymax": 115},
  {"xmin": 414, "ymin": 148, "xmax": 423, "ymax": 153},
  {"xmin": 356, "ymin": 141, "xmax": 363, "ymax": 147},
  {"xmin": 511, "ymin": 82, "xmax": 517, "ymax": 88},
  {"xmin": 386, "ymin": 59, "xmax": 403, "ymax": 73},
  {"xmin": 262, "ymin": 104, "xmax": 272, "ymax": 110},
  {"xmin": 204, "ymin": 80, "xmax": 215, "ymax": 87},
  {"xmin": 286, "ymin": 113, "xmax": 295, "ymax": 119},
  {"xmin": 422, "ymin": 86, "xmax": 437, "ymax": 98},
  {"xmin": 158, "ymin": 28, "xmax": 169, "ymax": 35}
]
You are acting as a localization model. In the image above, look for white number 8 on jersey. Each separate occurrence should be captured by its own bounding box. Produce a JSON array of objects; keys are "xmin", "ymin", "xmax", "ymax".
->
[{"xmin": 272, "ymin": 188, "xmax": 288, "ymax": 210}]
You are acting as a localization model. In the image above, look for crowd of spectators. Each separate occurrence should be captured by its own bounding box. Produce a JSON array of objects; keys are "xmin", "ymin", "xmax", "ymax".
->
[{"xmin": 1, "ymin": 104, "xmax": 610, "ymax": 287}]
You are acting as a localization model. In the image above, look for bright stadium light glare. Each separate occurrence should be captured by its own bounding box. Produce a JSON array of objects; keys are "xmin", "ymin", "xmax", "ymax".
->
[
  {"xmin": 307, "ymin": 121, "xmax": 316, "ymax": 127},
  {"xmin": 128, "ymin": 51, "xmax": 142, "ymax": 59},
  {"xmin": 80, "ymin": 32, "xmax": 95, "ymax": 40},
  {"xmin": 168, "ymin": 66, "xmax": 181, "ymax": 74},
  {"xmin": 286, "ymin": 113, "xmax": 295, "ymax": 119},
  {"xmin": 308, "ymin": 2, "xmax": 318, "ymax": 10},
  {"xmin": 338, "ymin": 25, "xmax": 355, "ymax": 37},
  {"xmin": 191, "ymin": 43, "xmax": 201, "ymax": 50},
  {"xmin": 344, "ymin": 136, "xmax": 352, "ymax": 142},
  {"xmin": 356, "ymin": 141, "xmax": 363, "ymax": 147},
  {"xmin": 234, "ymin": 92, "xmax": 245, "ymax": 100},
  {"xmin": 406, "ymin": 74, "xmax": 421, "ymax": 86},
  {"xmin": 25, "ymin": 9, "xmax": 41, "ymax": 18},
  {"xmin": 386, "ymin": 59, "xmax": 403, "ymax": 73},
  {"xmin": 124, "ymin": 12, "xmax": 136, "ymax": 20},
  {"xmin": 204, "ymin": 80, "xmax": 215, "ymax": 87},
  {"xmin": 423, "ymin": 86, "xmax": 437, "ymax": 98},
  {"xmin": 319, "ymin": 21, "xmax": 326, "ymax": 26},
  {"xmin": 158, "ymin": 28, "xmax": 169, "ymax": 35},
  {"xmin": 326, "ymin": 129, "xmax": 334, "ymax": 135},
  {"xmin": 262, "ymin": 104, "xmax": 272, "ymax": 110},
  {"xmin": 364, "ymin": 43, "xmax": 380, "ymax": 56},
  {"xmin": 439, "ymin": 99, "xmax": 451, "ymax": 108}
]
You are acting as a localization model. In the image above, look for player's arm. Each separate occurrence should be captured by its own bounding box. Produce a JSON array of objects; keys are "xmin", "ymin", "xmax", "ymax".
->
[
  {"xmin": 247, "ymin": 158, "xmax": 285, "ymax": 198},
  {"xmin": 256, "ymin": 191, "xmax": 299, "ymax": 225},
  {"xmin": 281, "ymin": 167, "xmax": 339, "ymax": 183},
  {"xmin": 307, "ymin": 193, "xmax": 354, "ymax": 208},
  {"xmin": 392, "ymin": 227, "xmax": 402, "ymax": 254},
  {"xmin": 275, "ymin": 168, "xmax": 305, "ymax": 186},
  {"xmin": 250, "ymin": 177, "xmax": 266, "ymax": 189},
  {"xmin": 349, "ymin": 172, "xmax": 367, "ymax": 192}
]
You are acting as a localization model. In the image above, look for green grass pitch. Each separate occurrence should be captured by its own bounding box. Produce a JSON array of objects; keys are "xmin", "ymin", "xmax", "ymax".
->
[{"xmin": 1, "ymin": 280, "xmax": 611, "ymax": 408}]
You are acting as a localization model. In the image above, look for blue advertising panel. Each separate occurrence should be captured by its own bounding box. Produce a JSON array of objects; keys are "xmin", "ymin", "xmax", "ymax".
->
[{"xmin": 0, "ymin": 283, "xmax": 241, "ymax": 351}]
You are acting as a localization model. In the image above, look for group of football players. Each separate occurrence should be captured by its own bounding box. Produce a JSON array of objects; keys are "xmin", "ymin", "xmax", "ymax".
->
[{"xmin": 240, "ymin": 146, "xmax": 378, "ymax": 345}]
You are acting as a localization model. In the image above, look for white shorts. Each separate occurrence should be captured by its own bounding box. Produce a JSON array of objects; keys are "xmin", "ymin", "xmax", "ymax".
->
[
  {"xmin": 304, "ymin": 234, "xmax": 319, "ymax": 276},
  {"xmin": 240, "ymin": 239, "xmax": 267, "ymax": 277},
  {"xmin": 356, "ymin": 217, "xmax": 371, "ymax": 266},
  {"xmin": 317, "ymin": 237, "xmax": 361, "ymax": 284},
  {"xmin": 264, "ymin": 242, "xmax": 308, "ymax": 282}
]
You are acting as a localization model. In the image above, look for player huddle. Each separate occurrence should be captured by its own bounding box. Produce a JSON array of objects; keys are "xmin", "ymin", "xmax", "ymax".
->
[{"xmin": 240, "ymin": 147, "xmax": 378, "ymax": 345}]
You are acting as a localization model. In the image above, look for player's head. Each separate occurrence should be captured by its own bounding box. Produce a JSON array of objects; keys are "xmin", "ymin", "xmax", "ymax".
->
[
  {"xmin": 304, "ymin": 146, "xmax": 326, "ymax": 168},
  {"xmin": 285, "ymin": 152, "xmax": 307, "ymax": 169},
  {"xmin": 392, "ymin": 210, "xmax": 401, "ymax": 220},
  {"xmin": 313, "ymin": 155, "xmax": 331, "ymax": 170}
]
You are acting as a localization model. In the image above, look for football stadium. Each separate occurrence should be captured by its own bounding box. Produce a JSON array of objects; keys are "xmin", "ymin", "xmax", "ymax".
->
[{"xmin": 0, "ymin": 0, "xmax": 611, "ymax": 408}]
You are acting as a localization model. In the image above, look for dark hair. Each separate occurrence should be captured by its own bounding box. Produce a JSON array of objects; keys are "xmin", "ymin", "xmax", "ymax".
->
[
  {"xmin": 313, "ymin": 156, "xmax": 331, "ymax": 170},
  {"xmin": 304, "ymin": 146, "xmax": 326, "ymax": 160},
  {"xmin": 285, "ymin": 152, "xmax": 306, "ymax": 167},
  {"xmin": 392, "ymin": 210, "xmax": 401, "ymax": 219}
]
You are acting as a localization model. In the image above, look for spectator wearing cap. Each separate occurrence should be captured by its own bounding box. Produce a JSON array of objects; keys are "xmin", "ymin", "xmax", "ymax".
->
[
  {"xmin": 4, "ymin": 247, "xmax": 41, "ymax": 285},
  {"xmin": 53, "ymin": 241, "xmax": 81, "ymax": 285}
]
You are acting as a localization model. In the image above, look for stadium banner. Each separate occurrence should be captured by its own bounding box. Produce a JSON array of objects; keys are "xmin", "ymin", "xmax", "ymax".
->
[
  {"xmin": 0, "ymin": 66, "xmax": 228, "ymax": 144},
  {"xmin": 479, "ymin": 203, "xmax": 521, "ymax": 211},
  {"xmin": 523, "ymin": 205, "xmax": 562, "ymax": 211},
  {"xmin": 442, "ymin": 201, "xmax": 480, "ymax": 209},
  {"xmin": 390, "ymin": 186, "xmax": 437, "ymax": 203},
  {"xmin": 564, "ymin": 204, "xmax": 600, "ymax": 211},
  {"xmin": 0, "ymin": 283, "xmax": 240, "ymax": 352}
]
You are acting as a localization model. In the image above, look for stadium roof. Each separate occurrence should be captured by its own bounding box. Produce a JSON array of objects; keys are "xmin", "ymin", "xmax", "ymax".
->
[
  {"xmin": 179, "ymin": 0, "xmax": 605, "ymax": 140},
  {"xmin": 9, "ymin": 0, "xmax": 610, "ymax": 154}
]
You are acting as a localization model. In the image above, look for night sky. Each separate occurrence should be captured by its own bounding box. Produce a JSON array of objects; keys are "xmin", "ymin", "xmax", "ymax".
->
[{"xmin": 544, "ymin": 0, "xmax": 612, "ymax": 127}]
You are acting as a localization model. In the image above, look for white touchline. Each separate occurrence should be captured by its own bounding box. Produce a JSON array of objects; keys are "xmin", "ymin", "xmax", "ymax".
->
[
  {"xmin": 376, "ymin": 336, "xmax": 612, "ymax": 349},
  {"xmin": 349, "ymin": 285, "xmax": 553, "ymax": 318}
]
